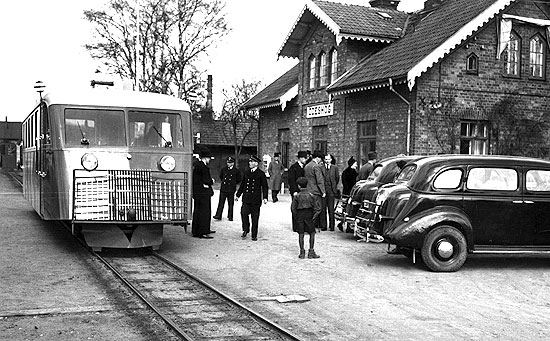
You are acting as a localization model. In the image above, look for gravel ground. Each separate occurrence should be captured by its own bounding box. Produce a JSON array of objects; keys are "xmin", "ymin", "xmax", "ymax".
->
[{"xmin": 3, "ymin": 168, "xmax": 550, "ymax": 340}]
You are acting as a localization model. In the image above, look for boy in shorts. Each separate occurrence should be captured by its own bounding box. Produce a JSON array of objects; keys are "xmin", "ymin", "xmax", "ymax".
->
[{"xmin": 291, "ymin": 177, "xmax": 321, "ymax": 259}]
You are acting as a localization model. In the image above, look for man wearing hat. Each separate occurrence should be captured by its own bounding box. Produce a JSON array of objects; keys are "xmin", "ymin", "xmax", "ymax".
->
[
  {"xmin": 192, "ymin": 148, "xmax": 215, "ymax": 239},
  {"xmin": 213, "ymin": 156, "xmax": 242, "ymax": 221},
  {"xmin": 268, "ymin": 152, "xmax": 285, "ymax": 202},
  {"xmin": 235, "ymin": 154, "xmax": 269, "ymax": 241},
  {"xmin": 358, "ymin": 151, "xmax": 378, "ymax": 180},
  {"xmin": 303, "ymin": 150, "xmax": 326, "ymax": 230},
  {"xmin": 288, "ymin": 151, "xmax": 307, "ymax": 197}
]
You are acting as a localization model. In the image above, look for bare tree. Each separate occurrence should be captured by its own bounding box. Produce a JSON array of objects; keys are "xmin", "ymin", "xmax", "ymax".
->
[
  {"xmin": 84, "ymin": 0, "xmax": 229, "ymax": 105},
  {"xmin": 218, "ymin": 79, "xmax": 262, "ymax": 160}
]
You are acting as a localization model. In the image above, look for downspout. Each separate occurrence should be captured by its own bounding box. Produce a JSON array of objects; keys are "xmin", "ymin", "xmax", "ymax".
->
[{"xmin": 388, "ymin": 78, "xmax": 411, "ymax": 155}]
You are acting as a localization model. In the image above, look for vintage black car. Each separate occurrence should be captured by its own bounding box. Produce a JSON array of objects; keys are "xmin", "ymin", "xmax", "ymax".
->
[
  {"xmin": 364, "ymin": 154, "xmax": 550, "ymax": 272},
  {"xmin": 335, "ymin": 155, "xmax": 417, "ymax": 233}
]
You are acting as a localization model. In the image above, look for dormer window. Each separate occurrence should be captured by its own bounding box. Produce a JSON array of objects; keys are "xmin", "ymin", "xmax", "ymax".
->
[
  {"xmin": 529, "ymin": 34, "xmax": 545, "ymax": 79},
  {"xmin": 309, "ymin": 55, "xmax": 317, "ymax": 90},
  {"xmin": 320, "ymin": 51, "xmax": 329, "ymax": 87},
  {"xmin": 466, "ymin": 53, "xmax": 478, "ymax": 74},
  {"xmin": 502, "ymin": 31, "xmax": 520, "ymax": 77}
]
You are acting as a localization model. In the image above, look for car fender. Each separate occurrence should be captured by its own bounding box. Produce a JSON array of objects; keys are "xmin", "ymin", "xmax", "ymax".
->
[{"xmin": 385, "ymin": 206, "xmax": 473, "ymax": 250}]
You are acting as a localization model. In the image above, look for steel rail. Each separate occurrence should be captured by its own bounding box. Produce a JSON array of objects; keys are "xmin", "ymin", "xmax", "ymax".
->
[
  {"xmin": 153, "ymin": 252, "xmax": 304, "ymax": 341},
  {"xmin": 94, "ymin": 252, "xmax": 194, "ymax": 341}
]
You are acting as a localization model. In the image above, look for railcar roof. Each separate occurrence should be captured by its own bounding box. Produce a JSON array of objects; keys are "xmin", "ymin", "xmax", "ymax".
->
[{"xmin": 42, "ymin": 89, "xmax": 190, "ymax": 112}]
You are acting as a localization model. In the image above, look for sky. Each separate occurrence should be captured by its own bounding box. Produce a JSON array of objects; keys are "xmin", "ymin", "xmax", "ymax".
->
[{"xmin": 0, "ymin": 0, "xmax": 424, "ymax": 122}]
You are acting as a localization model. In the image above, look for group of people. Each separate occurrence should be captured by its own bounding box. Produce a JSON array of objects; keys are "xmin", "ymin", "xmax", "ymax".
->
[{"xmin": 191, "ymin": 147, "xmax": 378, "ymax": 259}]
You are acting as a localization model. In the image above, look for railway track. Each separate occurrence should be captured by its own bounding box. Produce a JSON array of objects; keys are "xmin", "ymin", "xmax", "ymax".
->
[
  {"xmin": 96, "ymin": 249, "xmax": 302, "ymax": 341},
  {"xmin": 8, "ymin": 170, "xmax": 303, "ymax": 340}
]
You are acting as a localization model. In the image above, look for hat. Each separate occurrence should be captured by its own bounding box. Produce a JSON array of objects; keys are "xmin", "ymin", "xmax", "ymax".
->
[
  {"xmin": 368, "ymin": 151, "xmax": 377, "ymax": 160},
  {"xmin": 296, "ymin": 177, "xmax": 308, "ymax": 188},
  {"xmin": 226, "ymin": 156, "xmax": 235, "ymax": 163},
  {"xmin": 297, "ymin": 150, "xmax": 308, "ymax": 158},
  {"xmin": 312, "ymin": 150, "xmax": 324, "ymax": 159},
  {"xmin": 249, "ymin": 154, "xmax": 261, "ymax": 163},
  {"xmin": 347, "ymin": 157, "xmax": 356, "ymax": 167},
  {"xmin": 274, "ymin": 152, "xmax": 280, "ymax": 157},
  {"xmin": 198, "ymin": 147, "xmax": 212, "ymax": 158}
]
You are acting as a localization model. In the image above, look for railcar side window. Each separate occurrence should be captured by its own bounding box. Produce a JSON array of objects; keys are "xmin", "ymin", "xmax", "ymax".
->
[
  {"xmin": 129, "ymin": 111, "xmax": 183, "ymax": 148},
  {"xmin": 467, "ymin": 167, "xmax": 518, "ymax": 191},
  {"xmin": 526, "ymin": 170, "xmax": 550, "ymax": 191},
  {"xmin": 434, "ymin": 169, "xmax": 463, "ymax": 189},
  {"xmin": 65, "ymin": 109, "xmax": 125, "ymax": 146}
]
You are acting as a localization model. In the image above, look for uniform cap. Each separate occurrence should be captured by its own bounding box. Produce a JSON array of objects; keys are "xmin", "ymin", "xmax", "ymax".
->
[
  {"xmin": 249, "ymin": 154, "xmax": 261, "ymax": 163},
  {"xmin": 226, "ymin": 156, "xmax": 235, "ymax": 163}
]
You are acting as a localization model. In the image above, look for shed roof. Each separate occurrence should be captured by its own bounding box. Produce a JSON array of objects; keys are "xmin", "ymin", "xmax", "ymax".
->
[{"xmin": 242, "ymin": 64, "xmax": 299, "ymax": 111}]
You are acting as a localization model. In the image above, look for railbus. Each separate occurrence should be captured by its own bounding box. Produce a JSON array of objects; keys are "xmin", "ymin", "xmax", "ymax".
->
[{"xmin": 22, "ymin": 89, "xmax": 193, "ymax": 251}]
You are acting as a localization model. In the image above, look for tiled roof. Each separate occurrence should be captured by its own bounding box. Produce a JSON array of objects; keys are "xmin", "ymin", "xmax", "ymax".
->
[
  {"xmin": 279, "ymin": 0, "xmax": 409, "ymax": 58},
  {"xmin": 242, "ymin": 63, "xmax": 299, "ymax": 110},
  {"xmin": 328, "ymin": 0, "xmax": 513, "ymax": 93},
  {"xmin": 193, "ymin": 119, "xmax": 257, "ymax": 147}
]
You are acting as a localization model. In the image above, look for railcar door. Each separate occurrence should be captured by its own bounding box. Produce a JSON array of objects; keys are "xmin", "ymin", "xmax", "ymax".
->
[{"xmin": 37, "ymin": 103, "xmax": 52, "ymax": 219}]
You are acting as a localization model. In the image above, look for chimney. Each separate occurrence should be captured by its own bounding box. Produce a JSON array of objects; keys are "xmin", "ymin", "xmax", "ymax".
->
[
  {"xmin": 423, "ymin": 0, "xmax": 445, "ymax": 11},
  {"xmin": 206, "ymin": 75, "xmax": 213, "ymax": 111},
  {"xmin": 369, "ymin": 0, "xmax": 400, "ymax": 10}
]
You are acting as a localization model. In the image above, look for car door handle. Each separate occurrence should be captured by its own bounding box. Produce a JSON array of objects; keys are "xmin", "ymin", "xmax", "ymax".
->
[
  {"xmin": 523, "ymin": 200, "xmax": 534, "ymax": 204},
  {"xmin": 512, "ymin": 200, "xmax": 523, "ymax": 204}
]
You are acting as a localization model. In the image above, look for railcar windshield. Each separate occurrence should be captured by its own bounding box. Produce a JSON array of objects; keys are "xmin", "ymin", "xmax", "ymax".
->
[
  {"xmin": 65, "ymin": 109, "xmax": 126, "ymax": 146},
  {"xmin": 129, "ymin": 111, "xmax": 183, "ymax": 148}
]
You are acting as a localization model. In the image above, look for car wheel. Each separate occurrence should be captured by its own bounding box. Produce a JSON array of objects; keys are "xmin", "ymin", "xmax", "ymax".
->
[{"xmin": 421, "ymin": 225, "xmax": 467, "ymax": 272}]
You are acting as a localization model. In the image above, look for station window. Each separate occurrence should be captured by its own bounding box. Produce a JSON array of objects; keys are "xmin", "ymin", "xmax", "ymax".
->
[
  {"xmin": 502, "ymin": 31, "xmax": 520, "ymax": 77},
  {"xmin": 308, "ymin": 55, "xmax": 317, "ymax": 90},
  {"xmin": 529, "ymin": 35, "xmax": 545, "ymax": 79},
  {"xmin": 320, "ymin": 51, "xmax": 329, "ymax": 87},
  {"xmin": 358, "ymin": 120, "xmax": 376, "ymax": 166},
  {"xmin": 330, "ymin": 49, "xmax": 338, "ymax": 83},
  {"xmin": 466, "ymin": 53, "xmax": 478, "ymax": 74},
  {"xmin": 312, "ymin": 125, "xmax": 328, "ymax": 155},
  {"xmin": 460, "ymin": 120, "xmax": 488, "ymax": 155}
]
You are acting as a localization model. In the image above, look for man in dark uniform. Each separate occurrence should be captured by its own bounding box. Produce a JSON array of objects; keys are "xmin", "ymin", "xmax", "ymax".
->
[
  {"xmin": 235, "ymin": 154, "xmax": 269, "ymax": 241},
  {"xmin": 192, "ymin": 148, "xmax": 215, "ymax": 239},
  {"xmin": 213, "ymin": 156, "xmax": 241, "ymax": 221}
]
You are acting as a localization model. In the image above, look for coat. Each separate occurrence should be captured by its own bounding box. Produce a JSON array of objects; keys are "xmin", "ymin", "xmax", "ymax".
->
[
  {"xmin": 219, "ymin": 165, "xmax": 242, "ymax": 193},
  {"xmin": 323, "ymin": 164, "xmax": 340, "ymax": 197},
  {"xmin": 341, "ymin": 167, "xmax": 358, "ymax": 195},
  {"xmin": 268, "ymin": 160, "xmax": 285, "ymax": 191},
  {"xmin": 304, "ymin": 160, "xmax": 325, "ymax": 196},
  {"xmin": 288, "ymin": 161, "xmax": 305, "ymax": 196},
  {"xmin": 236, "ymin": 168, "xmax": 269, "ymax": 204},
  {"xmin": 192, "ymin": 159, "xmax": 213, "ymax": 198},
  {"xmin": 357, "ymin": 162, "xmax": 374, "ymax": 180}
]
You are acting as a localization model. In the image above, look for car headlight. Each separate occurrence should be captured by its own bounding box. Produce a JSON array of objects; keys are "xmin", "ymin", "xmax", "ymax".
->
[
  {"xmin": 159, "ymin": 155, "xmax": 176, "ymax": 172},
  {"xmin": 81, "ymin": 153, "xmax": 98, "ymax": 171}
]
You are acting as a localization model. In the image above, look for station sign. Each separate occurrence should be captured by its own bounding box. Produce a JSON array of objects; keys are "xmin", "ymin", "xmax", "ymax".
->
[{"xmin": 306, "ymin": 102, "xmax": 333, "ymax": 118}]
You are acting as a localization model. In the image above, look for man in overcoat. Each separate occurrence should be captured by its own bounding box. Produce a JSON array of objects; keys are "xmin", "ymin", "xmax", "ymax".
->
[
  {"xmin": 303, "ymin": 150, "xmax": 326, "ymax": 230},
  {"xmin": 358, "ymin": 151, "xmax": 377, "ymax": 180},
  {"xmin": 268, "ymin": 152, "xmax": 285, "ymax": 202},
  {"xmin": 213, "ymin": 156, "xmax": 242, "ymax": 221},
  {"xmin": 288, "ymin": 150, "xmax": 307, "ymax": 197},
  {"xmin": 191, "ymin": 148, "xmax": 215, "ymax": 239},
  {"xmin": 321, "ymin": 154, "xmax": 340, "ymax": 231},
  {"xmin": 235, "ymin": 155, "xmax": 269, "ymax": 241}
]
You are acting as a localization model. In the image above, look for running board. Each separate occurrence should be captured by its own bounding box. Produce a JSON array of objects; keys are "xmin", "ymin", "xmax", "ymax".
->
[{"xmin": 472, "ymin": 246, "xmax": 550, "ymax": 254}]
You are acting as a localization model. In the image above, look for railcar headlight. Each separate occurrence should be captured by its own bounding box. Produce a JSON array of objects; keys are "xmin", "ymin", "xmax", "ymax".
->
[
  {"xmin": 159, "ymin": 155, "xmax": 176, "ymax": 172},
  {"xmin": 81, "ymin": 153, "xmax": 98, "ymax": 171}
]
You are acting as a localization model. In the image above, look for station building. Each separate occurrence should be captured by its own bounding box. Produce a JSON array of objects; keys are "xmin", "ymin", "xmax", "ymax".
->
[
  {"xmin": 0, "ymin": 119, "xmax": 22, "ymax": 169},
  {"xmin": 243, "ymin": 0, "xmax": 550, "ymax": 171}
]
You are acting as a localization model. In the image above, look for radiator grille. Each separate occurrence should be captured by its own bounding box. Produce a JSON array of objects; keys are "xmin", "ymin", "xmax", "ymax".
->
[{"xmin": 73, "ymin": 169, "xmax": 189, "ymax": 222}]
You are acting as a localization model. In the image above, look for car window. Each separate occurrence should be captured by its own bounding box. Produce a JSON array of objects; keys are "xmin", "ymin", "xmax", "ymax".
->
[
  {"xmin": 526, "ymin": 170, "xmax": 550, "ymax": 191},
  {"xmin": 368, "ymin": 165, "xmax": 383, "ymax": 181},
  {"xmin": 467, "ymin": 167, "xmax": 518, "ymax": 191},
  {"xmin": 395, "ymin": 164, "xmax": 416, "ymax": 182},
  {"xmin": 434, "ymin": 169, "xmax": 463, "ymax": 189}
]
